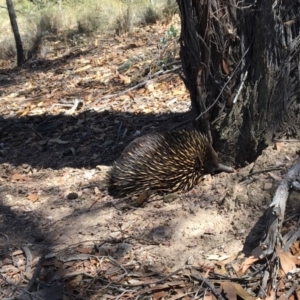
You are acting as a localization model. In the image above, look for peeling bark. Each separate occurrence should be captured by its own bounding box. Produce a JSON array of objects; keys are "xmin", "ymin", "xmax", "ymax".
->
[{"xmin": 177, "ymin": 0, "xmax": 300, "ymax": 165}]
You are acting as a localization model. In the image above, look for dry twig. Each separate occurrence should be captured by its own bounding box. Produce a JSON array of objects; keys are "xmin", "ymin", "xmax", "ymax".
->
[{"xmin": 92, "ymin": 66, "xmax": 182, "ymax": 106}]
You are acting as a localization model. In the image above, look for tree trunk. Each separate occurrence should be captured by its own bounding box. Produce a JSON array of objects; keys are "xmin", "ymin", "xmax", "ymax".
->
[
  {"xmin": 6, "ymin": 0, "xmax": 24, "ymax": 66},
  {"xmin": 177, "ymin": 0, "xmax": 300, "ymax": 166}
]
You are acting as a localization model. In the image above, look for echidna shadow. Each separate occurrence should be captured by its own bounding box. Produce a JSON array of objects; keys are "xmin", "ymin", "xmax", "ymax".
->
[{"xmin": 107, "ymin": 130, "xmax": 234, "ymax": 197}]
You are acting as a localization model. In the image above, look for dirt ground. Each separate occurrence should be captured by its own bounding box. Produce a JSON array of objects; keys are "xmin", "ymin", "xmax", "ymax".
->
[
  {"xmin": 1, "ymin": 19, "xmax": 300, "ymax": 299},
  {"xmin": 1, "ymin": 137, "xmax": 300, "ymax": 265}
]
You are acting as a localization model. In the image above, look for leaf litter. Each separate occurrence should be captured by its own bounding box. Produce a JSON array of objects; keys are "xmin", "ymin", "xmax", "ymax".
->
[{"xmin": 1, "ymin": 17, "xmax": 300, "ymax": 300}]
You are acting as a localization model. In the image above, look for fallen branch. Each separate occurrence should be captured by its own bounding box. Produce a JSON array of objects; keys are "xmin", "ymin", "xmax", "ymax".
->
[
  {"xmin": 92, "ymin": 65, "xmax": 182, "ymax": 106},
  {"xmin": 253, "ymin": 157, "xmax": 300, "ymax": 257},
  {"xmin": 22, "ymin": 246, "xmax": 32, "ymax": 274},
  {"xmin": 190, "ymin": 274, "xmax": 225, "ymax": 300},
  {"xmin": 239, "ymin": 166, "xmax": 283, "ymax": 182},
  {"xmin": 112, "ymin": 268, "xmax": 182, "ymax": 287},
  {"xmin": 24, "ymin": 255, "xmax": 45, "ymax": 293}
]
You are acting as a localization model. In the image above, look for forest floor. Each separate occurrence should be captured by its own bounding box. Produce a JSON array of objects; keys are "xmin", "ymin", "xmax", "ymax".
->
[{"xmin": 1, "ymin": 16, "xmax": 300, "ymax": 300}]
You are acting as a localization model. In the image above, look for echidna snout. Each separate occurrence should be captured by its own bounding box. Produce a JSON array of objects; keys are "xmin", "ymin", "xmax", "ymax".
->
[
  {"xmin": 199, "ymin": 143, "xmax": 233, "ymax": 175},
  {"xmin": 107, "ymin": 130, "xmax": 233, "ymax": 197},
  {"xmin": 213, "ymin": 163, "xmax": 234, "ymax": 173}
]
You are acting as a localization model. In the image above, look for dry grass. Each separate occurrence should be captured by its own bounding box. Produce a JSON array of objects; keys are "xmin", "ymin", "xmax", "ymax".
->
[{"xmin": 0, "ymin": 0, "xmax": 177, "ymax": 62}]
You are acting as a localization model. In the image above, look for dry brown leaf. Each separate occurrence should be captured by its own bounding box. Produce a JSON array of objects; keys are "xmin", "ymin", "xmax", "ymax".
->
[
  {"xmin": 153, "ymin": 290, "xmax": 168, "ymax": 300},
  {"xmin": 168, "ymin": 290, "xmax": 188, "ymax": 300},
  {"xmin": 215, "ymin": 261, "xmax": 227, "ymax": 275},
  {"xmin": 68, "ymin": 274, "xmax": 83, "ymax": 287},
  {"xmin": 167, "ymin": 281, "xmax": 186, "ymax": 287},
  {"xmin": 121, "ymin": 220, "xmax": 135, "ymax": 231},
  {"xmin": 232, "ymin": 282, "xmax": 257, "ymax": 300},
  {"xmin": 222, "ymin": 254, "xmax": 240, "ymax": 265},
  {"xmin": 274, "ymin": 142, "xmax": 285, "ymax": 151},
  {"xmin": 289, "ymin": 294, "xmax": 295, "ymax": 300},
  {"xmin": 136, "ymin": 191, "xmax": 147, "ymax": 205},
  {"xmin": 265, "ymin": 289, "xmax": 276, "ymax": 300},
  {"xmin": 77, "ymin": 247, "xmax": 93, "ymax": 254},
  {"xmin": 136, "ymin": 87, "xmax": 146, "ymax": 94},
  {"xmin": 222, "ymin": 282, "xmax": 258, "ymax": 300},
  {"xmin": 26, "ymin": 193, "xmax": 39, "ymax": 202},
  {"xmin": 10, "ymin": 173, "xmax": 31, "ymax": 182},
  {"xmin": 75, "ymin": 65, "xmax": 91, "ymax": 73},
  {"xmin": 17, "ymin": 109, "xmax": 30, "ymax": 117},
  {"xmin": 30, "ymin": 108, "xmax": 45, "ymax": 115},
  {"xmin": 145, "ymin": 81, "xmax": 155, "ymax": 92},
  {"xmin": 94, "ymin": 187, "xmax": 101, "ymax": 195},
  {"xmin": 289, "ymin": 242, "xmax": 300, "ymax": 264},
  {"xmin": 278, "ymin": 292, "xmax": 288, "ymax": 300},
  {"xmin": 50, "ymin": 232, "xmax": 62, "ymax": 241},
  {"xmin": 153, "ymin": 202, "xmax": 163, "ymax": 208},
  {"xmin": 127, "ymin": 90, "xmax": 135, "ymax": 100},
  {"xmin": 206, "ymin": 254, "xmax": 231, "ymax": 261},
  {"xmin": 278, "ymin": 292, "xmax": 294, "ymax": 300},
  {"xmin": 221, "ymin": 281, "xmax": 237, "ymax": 300},
  {"xmin": 277, "ymin": 248, "xmax": 296, "ymax": 274},
  {"xmin": 290, "ymin": 254, "xmax": 300, "ymax": 265},
  {"xmin": 290, "ymin": 241, "xmax": 300, "ymax": 255},
  {"xmin": 239, "ymin": 256, "xmax": 258, "ymax": 274},
  {"xmin": 231, "ymin": 263, "xmax": 241, "ymax": 274},
  {"xmin": 172, "ymin": 89, "xmax": 185, "ymax": 96},
  {"xmin": 295, "ymin": 287, "xmax": 300, "ymax": 300},
  {"xmin": 276, "ymin": 278, "xmax": 285, "ymax": 298},
  {"xmin": 124, "ymin": 43, "xmax": 138, "ymax": 50},
  {"xmin": 143, "ymin": 108, "xmax": 152, "ymax": 114},
  {"xmin": 150, "ymin": 284, "xmax": 171, "ymax": 290},
  {"xmin": 119, "ymin": 74, "xmax": 131, "ymax": 84},
  {"xmin": 268, "ymin": 172, "xmax": 282, "ymax": 181},
  {"xmin": 203, "ymin": 293, "xmax": 217, "ymax": 300}
]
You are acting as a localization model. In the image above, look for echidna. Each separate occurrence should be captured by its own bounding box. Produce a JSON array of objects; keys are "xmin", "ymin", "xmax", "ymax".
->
[{"xmin": 107, "ymin": 130, "xmax": 233, "ymax": 197}]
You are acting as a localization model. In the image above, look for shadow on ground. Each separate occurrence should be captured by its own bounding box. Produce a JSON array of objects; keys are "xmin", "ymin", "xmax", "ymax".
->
[{"xmin": 0, "ymin": 110, "xmax": 192, "ymax": 169}]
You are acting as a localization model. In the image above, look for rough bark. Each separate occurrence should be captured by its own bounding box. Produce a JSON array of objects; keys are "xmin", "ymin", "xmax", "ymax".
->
[
  {"xmin": 6, "ymin": 0, "xmax": 24, "ymax": 66},
  {"xmin": 177, "ymin": 0, "xmax": 300, "ymax": 165}
]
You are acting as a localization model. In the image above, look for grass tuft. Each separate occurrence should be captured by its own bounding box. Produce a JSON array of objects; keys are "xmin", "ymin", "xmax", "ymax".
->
[
  {"xmin": 0, "ymin": 0, "xmax": 179, "ymax": 61},
  {"xmin": 143, "ymin": 6, "xmax": 160, "ymax": 25}
]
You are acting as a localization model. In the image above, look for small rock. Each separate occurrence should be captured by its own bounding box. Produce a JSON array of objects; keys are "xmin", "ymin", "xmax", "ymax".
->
[
  {"xmin": 115, "ymin": 243, "xmax": 132, "ymax": 256},
  {"xmin": 67, "ymin": 192, "xmax": 78, "ymax": 200},
  {"xmin": 186, "ymin": 255, "xmax": 194, "ymax": 265},
  {"xmin": 236, "ymin": 193, "xmax": 249, "ymax": 205},
  {"xmin": 164, "ymin": 193, "xmax": 178, "ymax": 203},
  {"xmin": 33, "ymin": 233, "xmax": 45, "ymax": 243},
  {"xmin": 150, "ymin": 225, "xmax": 171, "ymax": 241}
]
